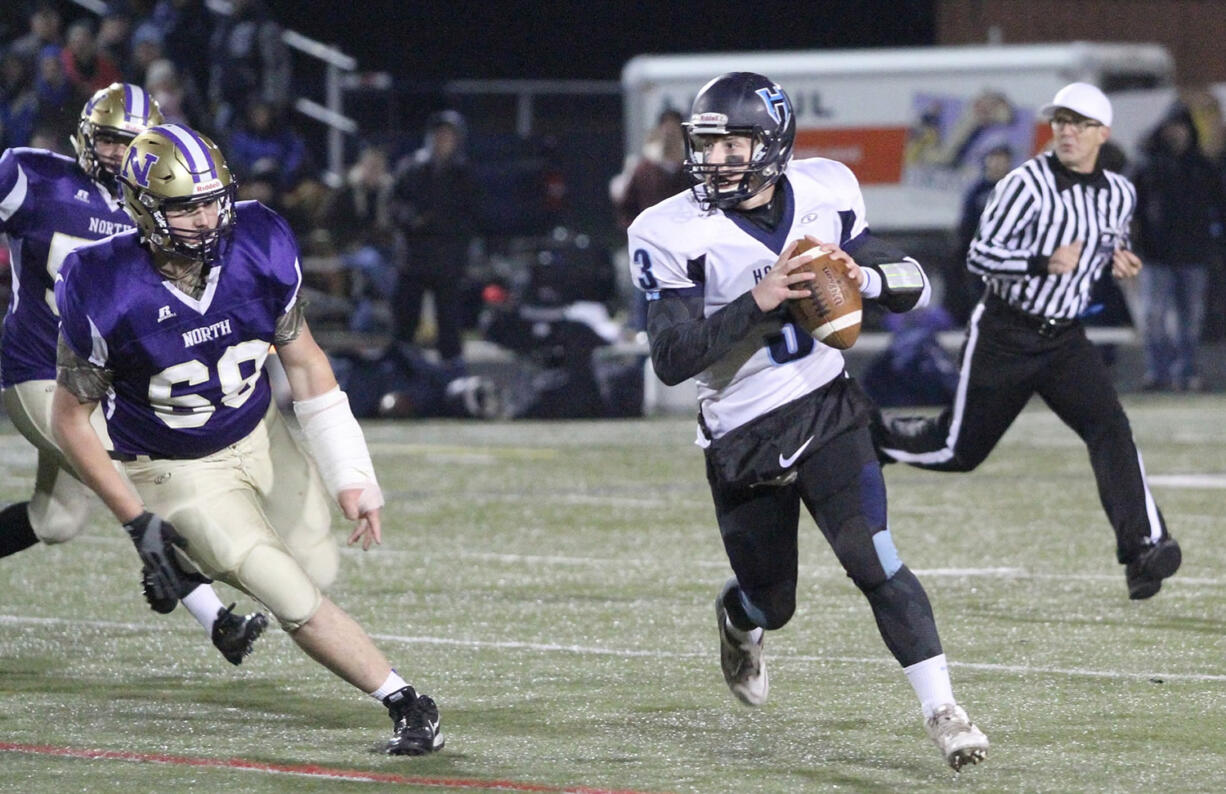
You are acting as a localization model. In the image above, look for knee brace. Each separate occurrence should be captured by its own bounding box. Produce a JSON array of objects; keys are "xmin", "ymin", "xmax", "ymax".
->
[{"xmin": 740, "ymin": 579, "xmax": 797, "ymax": 630}]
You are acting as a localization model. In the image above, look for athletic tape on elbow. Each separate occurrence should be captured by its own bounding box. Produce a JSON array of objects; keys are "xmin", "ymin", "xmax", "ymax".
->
[{"xmin": 293, "ymin": 387, "xmax": 380, "ymax": 500}]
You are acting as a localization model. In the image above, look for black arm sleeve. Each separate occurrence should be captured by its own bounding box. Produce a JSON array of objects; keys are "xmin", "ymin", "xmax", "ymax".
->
[
  {"xmin": 846, "ymin": 232, "xmax": 908, "ymax": 266},
  {"xmin": 646, "ymin": 291, "xmax": 767, "ymax": 386}
]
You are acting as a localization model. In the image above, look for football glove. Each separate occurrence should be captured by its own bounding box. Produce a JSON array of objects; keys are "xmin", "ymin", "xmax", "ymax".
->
[{"xmin": 123, "ymin": 511, "xmax": 192, "ymax": 604}]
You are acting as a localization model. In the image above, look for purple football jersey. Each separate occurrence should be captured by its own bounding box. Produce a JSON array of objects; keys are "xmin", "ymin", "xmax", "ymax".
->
[
  {"xmin": 56, "ymin": 201, "xmax": 302, "ymax": 458},
  {"xmin": 0, "ymin": 148, "xmax": 137, "ymax": 387}
]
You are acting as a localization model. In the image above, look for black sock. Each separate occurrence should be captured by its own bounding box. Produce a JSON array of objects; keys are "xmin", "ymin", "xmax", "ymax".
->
[{"xmin": 0, "ymin": 502, "xmax": 38, "ymax": 558}]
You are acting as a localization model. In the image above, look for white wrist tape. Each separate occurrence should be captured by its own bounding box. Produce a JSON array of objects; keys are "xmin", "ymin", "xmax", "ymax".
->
[
  {"xmin": 293, "ymin": 386, "xmax": 383, "ymax": 509},
  {"xmin": 858, "ymin": 265, "xmax": 882, "ymax": 298}
]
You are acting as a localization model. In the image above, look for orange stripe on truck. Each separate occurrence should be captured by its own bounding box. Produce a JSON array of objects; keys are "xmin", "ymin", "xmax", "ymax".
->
[{"xmin": 794, "ymin": 127, "xmax": 908, "ymax": 184}]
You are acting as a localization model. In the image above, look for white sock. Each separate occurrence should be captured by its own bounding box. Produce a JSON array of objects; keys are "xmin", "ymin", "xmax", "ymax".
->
[
  {"xmin": 903, "ymin": 653, "xmax": 955, "ymax": 720},
  {"xmin": 369, "ymin": 669, "xmax": 409, "ymax": 702},
  {"xmin": 724, "ymin": 615, "xmax": 763, "ymax": 645},
  {"xmin": 181, "ymin": 584, "xmax": 225, "ymax": 633}
]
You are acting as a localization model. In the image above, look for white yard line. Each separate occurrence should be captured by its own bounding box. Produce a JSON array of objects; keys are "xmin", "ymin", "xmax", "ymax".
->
[
  {"xmin": 2, "ymin": 613, "xmax": 1223, "ymax": 683},
  {"xmin": 1148, "ymin": 474, "xmax": 1226, "ymax": 489},
  {"xmin": 64, "ymin": 534, "xmax": 1226, "ymax": 585}
]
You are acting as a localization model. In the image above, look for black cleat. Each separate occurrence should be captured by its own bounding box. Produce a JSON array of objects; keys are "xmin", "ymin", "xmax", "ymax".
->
[
  {"xmin": 383, "ymin": 685, "xmax": 445, "ymax": 755},
  {"xmin": 141, "ymin": 567, "xmax": 177, "ymax": 614},
  {"xmin": 211, "ymin": 603, "xmax": 268, "ymax": 665},
  {"xmin": 1125, "ymin": 536, "xmax": 1182, "ymax": 600}
]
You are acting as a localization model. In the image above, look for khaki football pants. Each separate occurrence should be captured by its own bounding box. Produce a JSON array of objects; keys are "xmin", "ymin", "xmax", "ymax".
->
[
  {"xmin": 121, "ymin": 401, "xmax": 338, "ymax": 630},
  {"xmin": 2, "ymin": 380, "xmax": 111, "ymax": 543}
]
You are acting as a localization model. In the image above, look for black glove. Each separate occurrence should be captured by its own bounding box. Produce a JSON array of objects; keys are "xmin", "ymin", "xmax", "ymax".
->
[{"xmin": 123, "ymin": 511, "xmax": 191, "ymax": 604}]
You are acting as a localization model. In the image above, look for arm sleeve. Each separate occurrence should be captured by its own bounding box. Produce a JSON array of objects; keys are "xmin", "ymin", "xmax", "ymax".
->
[
  {"xmin": 966, "ymin": 170, "xmax": 1047, "ymax": 278},
  {"xmin": 628, "ymin": 212, "xmax": 770, "ymax": 385},
  {"xmin": 56, "ymin": 334, "xmax": 112, "ymax": 402},
  {"xmin": 646, "ymin": 291, "xmax": 766, "ymax": 386},
  {"xmin": 274, "ymin": 297, "xmax": 307, "ymax": 345},
  {"xmin": 259, "ymin": 205, "xmax": 307, "ymax": 327}
]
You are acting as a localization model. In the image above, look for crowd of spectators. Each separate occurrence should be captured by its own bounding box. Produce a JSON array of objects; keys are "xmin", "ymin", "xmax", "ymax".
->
[
  {"xmin": 0, "ymin": 1, "xmax": 303, "ymax": 183},
  {"xmin": 4, "ymin": 2, "xmax": 1226, "ymax": 395}
]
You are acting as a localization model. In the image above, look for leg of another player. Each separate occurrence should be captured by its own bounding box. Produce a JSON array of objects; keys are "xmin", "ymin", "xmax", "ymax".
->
[
  {"xmin": 0, "ymin": 501, "xmax": 37, "ymax": 556},
  {"xmin": 0, "ymin": 453, "xmax": 92, "ymax": 558}
]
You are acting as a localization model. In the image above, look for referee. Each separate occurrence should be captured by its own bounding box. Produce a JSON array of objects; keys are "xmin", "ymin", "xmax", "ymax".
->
[{"xmin": 874, "ymin": 82, "xmax": 1181, "ymax": 600}]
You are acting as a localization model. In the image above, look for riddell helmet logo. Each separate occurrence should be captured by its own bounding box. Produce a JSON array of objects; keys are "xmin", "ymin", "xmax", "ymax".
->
[{"xmin": 124, "ymin": 148, "xmax": 159, "ymax": 187}]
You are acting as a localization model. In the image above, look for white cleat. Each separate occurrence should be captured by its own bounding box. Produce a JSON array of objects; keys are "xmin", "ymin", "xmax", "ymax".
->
[
  {"xmin": 715, "ymin": 598, "xmax": 768, "ymax": 706},
  {"xmin": 925, "ymin": 703, "xmax": 989, "ymax": 771}
]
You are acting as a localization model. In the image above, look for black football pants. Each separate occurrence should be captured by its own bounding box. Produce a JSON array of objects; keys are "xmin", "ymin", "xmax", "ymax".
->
[{"xmin": 709, "ymin": 426, "xmax": 943, "ymax": 668}]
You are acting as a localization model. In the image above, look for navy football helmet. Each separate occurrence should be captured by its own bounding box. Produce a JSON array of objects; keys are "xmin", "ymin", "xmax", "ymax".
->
[{"xmin": 683, "ymin": 72, "xmax": 796, "ymax": 210}]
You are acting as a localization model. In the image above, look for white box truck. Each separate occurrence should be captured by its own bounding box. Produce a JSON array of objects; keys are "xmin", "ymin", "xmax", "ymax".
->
[
  {"xmin": 622, "ymin": 42, "xmax": 1175, "ymax": 233},
  {"xmin": 623, "ymin": 43, "xmax": 1175, "ymax": 414}
]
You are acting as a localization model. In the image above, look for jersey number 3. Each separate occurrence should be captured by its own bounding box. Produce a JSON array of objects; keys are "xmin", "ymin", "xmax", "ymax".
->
[
  {"xmin": 148, "ymin": 339, "xmax": 270, "ymax": 429},
  {"xmin": 632, "ymin": 249, "xmax": 659, "ymax": 290}
]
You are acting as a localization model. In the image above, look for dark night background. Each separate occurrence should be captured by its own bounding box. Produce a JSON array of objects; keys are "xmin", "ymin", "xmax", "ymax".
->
[
  {"xmin": 0, "ymin": 0, "xmax": 939, "ymax": 253},
  {"xmin": 234, "ymin": 1, "xmax": 931, "ymax": 240},
  {"xmin": 260, "ymin": 0, "xmax": 936, "ymax": 81}
]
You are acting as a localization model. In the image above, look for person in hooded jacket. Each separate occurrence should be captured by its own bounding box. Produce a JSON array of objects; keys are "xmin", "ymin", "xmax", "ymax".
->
[{"xmin": 1131, "ymin": 104, "xmax": 1226, "ymax": 392}]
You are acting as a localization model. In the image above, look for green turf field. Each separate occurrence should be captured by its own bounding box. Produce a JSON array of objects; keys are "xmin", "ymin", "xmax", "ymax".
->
[{"xmin": 1, "ymin": 394, "xmax": 1224, "ymax": 793}]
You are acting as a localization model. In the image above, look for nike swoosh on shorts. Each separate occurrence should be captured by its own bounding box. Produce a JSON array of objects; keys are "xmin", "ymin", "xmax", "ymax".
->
[{"xmin": 778, "ymin": 435, "xmax": 814, "ymax": 468}]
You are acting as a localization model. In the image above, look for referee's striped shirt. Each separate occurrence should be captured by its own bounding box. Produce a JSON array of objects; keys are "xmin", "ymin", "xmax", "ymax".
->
[{"xmin": 967, "ymin": 151, "xmax": 1135, "ymax": 319}]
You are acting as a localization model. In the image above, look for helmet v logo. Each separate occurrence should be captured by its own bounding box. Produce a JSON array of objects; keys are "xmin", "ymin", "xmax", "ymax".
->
[
  {"xmin": 755, "ymin": 87, "xmax": 790, "ymax": 127},
  {"xmin": 124, "ymin": 149, "xmax": 159, "ymax": 188}
]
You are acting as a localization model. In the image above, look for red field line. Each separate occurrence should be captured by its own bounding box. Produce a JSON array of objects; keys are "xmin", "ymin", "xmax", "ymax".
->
[{"xmin": 0, "ymin": 742, "xmax": 661, "ymax": 793}]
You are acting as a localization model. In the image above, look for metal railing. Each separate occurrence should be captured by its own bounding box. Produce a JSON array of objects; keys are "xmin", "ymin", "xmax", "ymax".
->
[
  {"xmin": 201, "ymin": 1, "xmax": 358, "ymax": 181},
  {"xmin": 68, "ymin": 0, "xmax": 358, "ymax": 181},
  {"xmin": 444, "ymin": 79, "xmax": 620, "ymax": 137}
]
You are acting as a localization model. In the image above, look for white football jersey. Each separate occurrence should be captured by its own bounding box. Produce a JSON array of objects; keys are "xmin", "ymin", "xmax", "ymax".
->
[{"xmin": 627, "ymin": 158, "xmax": 869, "ymax": 439}]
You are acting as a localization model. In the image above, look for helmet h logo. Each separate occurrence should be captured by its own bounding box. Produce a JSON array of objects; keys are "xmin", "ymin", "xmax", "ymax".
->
[
  {"xmin": 124, "ymin": 148, "xmax": 159, "ymax": 188},
  {"xmin": 755, "ymin": 87, "xmax": 790, "ymax": 127}
]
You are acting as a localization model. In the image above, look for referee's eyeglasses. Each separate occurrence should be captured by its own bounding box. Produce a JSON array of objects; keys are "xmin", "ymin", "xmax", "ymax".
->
[{"xmin": 1051, "ymin": 113, "xmax": 1103, "ymax": 132}]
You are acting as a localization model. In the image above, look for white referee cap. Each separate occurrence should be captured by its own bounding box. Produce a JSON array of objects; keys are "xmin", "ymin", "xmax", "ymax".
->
[{"xmin": 1041, "ymin": 82, "xmax": 1112, "ymax": 127}]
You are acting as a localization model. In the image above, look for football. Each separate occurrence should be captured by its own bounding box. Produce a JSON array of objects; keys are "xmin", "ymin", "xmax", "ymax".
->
[{"xmin": 784, "ymin": 239, "xmax": 863, "ymax": 349}]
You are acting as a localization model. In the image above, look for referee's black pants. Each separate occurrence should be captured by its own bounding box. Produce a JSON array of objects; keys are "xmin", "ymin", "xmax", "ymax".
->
[{"xmin": 877, "ymin": 294, "xmax": 1168, "ymax": 564}]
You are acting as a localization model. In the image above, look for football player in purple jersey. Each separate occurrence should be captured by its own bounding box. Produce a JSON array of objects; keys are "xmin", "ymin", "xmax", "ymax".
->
[
  {"xmin": 51, "ymin": 124, "xmax": 443, "ymax": 755},
  {"xmin": 0, "ymin": 83, "xmax": 267, "ymax": 666}
]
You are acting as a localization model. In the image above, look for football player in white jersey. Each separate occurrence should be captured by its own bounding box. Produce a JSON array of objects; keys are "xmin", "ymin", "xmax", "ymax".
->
[{"xmin": 627, "ymin": 72, "xmax": 988, "ymax": 771}]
